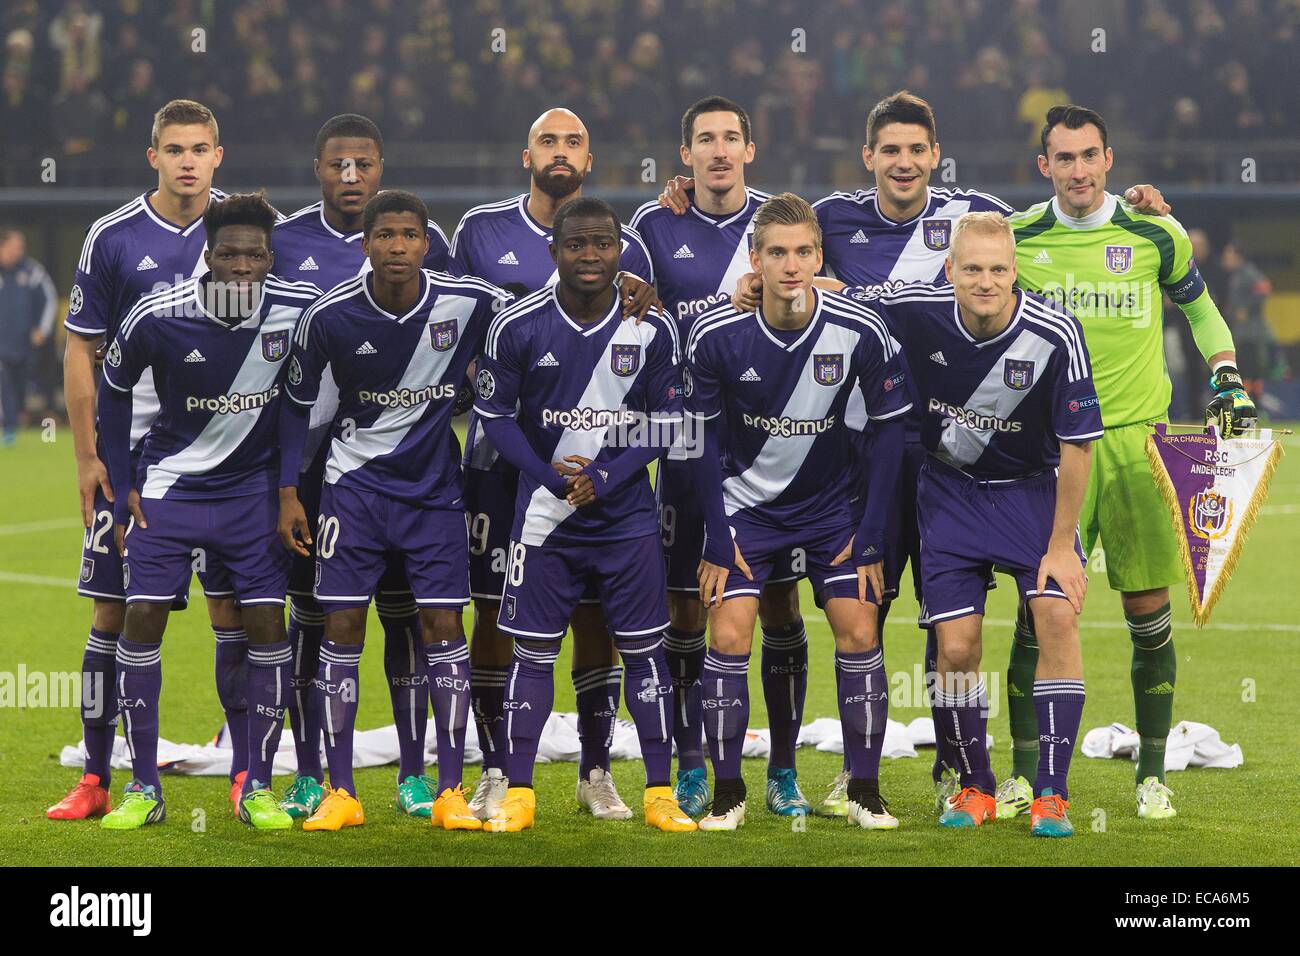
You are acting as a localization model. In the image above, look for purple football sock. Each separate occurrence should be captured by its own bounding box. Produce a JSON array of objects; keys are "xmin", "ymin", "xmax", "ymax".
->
[
  {"xmin": 924, "ymin": 626, "xmax": 959, "ymax": 780},
  {"xmin": 426, "ymin": 637, "xmax": 471, "ymax": 793},
  {"xmin": 115, "ymin": 637, "xmax": 163, "ymax": 793},
  {"xmin": 934, "ymin": 678, "xmax": 995, "ymax": 794},
  {"xmin": 379, "ymin": 597, "xmax": 429, "ymax": 783},
  {"xmin": 502, "ymin": 642, "xmax": 559, "ymax": 788},
  {"xmin": 286, "ymin": 597, "xmax": 324, "ymax": 781},
  {"xmin": 761, "ymin": 620, "xmax": 808, "ymax": 770},
  {"xmin": 701, "ymin": 648, "xmax": 750, "ymax": 783},
  {"xmin": 470, "ymin": 664, "xmax": 508, "ymax": 772},
  {"xmin": 214, "ymin": 627, "xmax": 249, "ymax": 783},
  {"xmin": 1033, "ymin": 679, "xmax": 1085, "ymax": 800},
  {"xmin": 317, "ymin": 639, "xmax": 362, "ymax": 796},
  {"xmin": 244, "ymin": 639, "xmax": 292, "ymax": 793},
  {"xmin": 81, "ymin": 627, "xmax": 119, "ymax": 786},
  {"xmin": 663, "ymin": 627, "xmax": 706, "ymax": 773},
  {"xmin": 835, "ymin": 647, "xmax": 888, "ymax": 782},
  {"xmin": 573, "ymin": 664, "xmax": 622, "ymax": 779},
  {"xmin": 618, "ymin": 636, "xmax": 674, "ymax": 787}
]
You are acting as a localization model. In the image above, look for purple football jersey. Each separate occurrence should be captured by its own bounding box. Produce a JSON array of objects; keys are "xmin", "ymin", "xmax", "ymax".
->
[
  {"xmin": 685, "ymin": 287, "xmax": 910, "ymax": 532},
  {"xmin": 286, "ymin": 269, "xmax": 510, "ymax": 508},
  {"xmin": 876, "ymin": 283, "xmax": 1103, "ymax": 480},
  {"xmin": 813, "ymin": 186, "xmax": 1013, "ymax": 287},
  {"xmin": 629, "ymin": 188, "xmax": 770, "ymax": 339},
  {"xmin": 273, "ymin": 201, "xmax": 451, "ymax": 290},
  {"xmin": 473, "ymin": 287, "xmax": 682, "ymax": 546},
  {"xmin": 101, "ymin": 272, "xmax": 321, "ymax": 501},
  {"xmin": 448, "ymin": 192, "xmax": 655, "ymax": 473},
  {"xmin": 64, "ymin": 188, "xmax": 228, "ymax": 449}
]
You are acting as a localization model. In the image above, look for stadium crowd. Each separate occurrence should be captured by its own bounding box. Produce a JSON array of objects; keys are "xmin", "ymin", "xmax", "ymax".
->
[{"xmin": 1, "ymin": 0, "xmax": 1297, "ymax": 183}]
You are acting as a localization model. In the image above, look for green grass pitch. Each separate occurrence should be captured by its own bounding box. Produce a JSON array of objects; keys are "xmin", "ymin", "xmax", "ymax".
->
[{"xmin": 2, "ymin": 425, "xmax": 1298, "ymax": 866}]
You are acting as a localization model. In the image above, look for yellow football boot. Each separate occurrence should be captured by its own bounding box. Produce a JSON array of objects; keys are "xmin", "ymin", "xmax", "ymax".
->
[
  {"xmin": 644, "ymin": 786, "xmax": 698, "ymax": 832},
  {"xmin": 483, "ymin": 786, "xmax": 535, "ymax": 833},
  {"xmin": 431, "ymin": 785, "xmax": 483, "ymax": 831},
  {"xmin": 302, "ymin": 788, "xmax": 365, "ymax": 831}
]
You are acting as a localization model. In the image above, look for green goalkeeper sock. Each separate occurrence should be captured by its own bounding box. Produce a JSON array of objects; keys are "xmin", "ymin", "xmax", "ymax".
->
[
  {"xmin": 1008, "ymin": 601, "xmax": 1040, "ymax": 782},
  {"xmin": 1128, "ymin": 603, "xmax": 1175, "ymax": 784}
]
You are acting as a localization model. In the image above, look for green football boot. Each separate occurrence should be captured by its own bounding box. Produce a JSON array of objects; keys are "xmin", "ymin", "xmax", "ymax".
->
[
  {"xmin": 280, "ymin": 774, "xmax": 326, "ymax": 819},
  {"xmin": 100, "ymin": 781, "xmax": 166, "ymax": 830},
  {"xmin": 239, "ymin": 783, "xmax": 294, "ymax": 830},
  {"xmin": 397, "ymin": 774, "xmax": 435, "ymax": 818}
]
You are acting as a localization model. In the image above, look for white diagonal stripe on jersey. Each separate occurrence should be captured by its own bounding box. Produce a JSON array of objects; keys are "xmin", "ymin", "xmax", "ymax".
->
[
  {"xmin": 141, "ymin": 303, "xmax": 301, "ymax": 498},
  {"xmin": 888, "ymin": 197, "xmax": 971, "ymax": 282},
  {"xmin": 325, "ymin": 293, "xmax": 477, "ymax": 484},
  {"xmin": 519, "ymin": 320, "xmax": 661, "ymax": 546},
  {"xmin": 715, "ymin": 218, "xmax": 758, "ymax": 299},
  {"xmin": 935, "ymin": 327, "xmax": 1058, "ymax": 469},
  {"xmin": 722, "ymin": 321, "xmax": 861, "ymax": 516}
]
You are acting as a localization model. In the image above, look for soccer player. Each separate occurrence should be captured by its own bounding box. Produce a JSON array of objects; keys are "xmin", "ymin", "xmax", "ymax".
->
[
  {"xmin": 686, "ymin": 193, "xmax": 910, "ymax": 831},
  {"xmin": 1010, "ymin": 105, "xmax": 1256, "ymax": 819},
  {"xmin": 271, "ymin": 114, "xmax": 453, "ymax": 821},
  {"xmin": 278, "ymin": 190, "xmax": 507, "ymax": 831},
  {"xmin": 48, "ymin": 99, "xmax": 253, "ymax": 821},
  {"xmin": 873, "ymin": 212, "xmax": 1101, "ymax": 837},
  {"xmin": 95, "ymin": 193, "xmax": 316, "ymax": 830},
  {"xmin": 629, "ymin": 95, "xmax": 813, "ymax": 818},
  {"xmin": 447, "ymin": 108, "xmax": 658, "ymax": 822},
  {"xmin": 472, "ymin": 197, "xmax": 694, "ymax": 834}
]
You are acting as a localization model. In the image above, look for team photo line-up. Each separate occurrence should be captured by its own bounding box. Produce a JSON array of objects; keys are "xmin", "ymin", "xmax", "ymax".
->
[{"xmin": 44, "ymin": 87, "xmax": 1257, "ymax": 839}]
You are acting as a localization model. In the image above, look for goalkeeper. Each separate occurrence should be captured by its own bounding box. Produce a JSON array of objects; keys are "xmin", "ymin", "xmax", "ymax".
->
[{"xmin": 1003, "ymin": 105, "xmax": 1256, "ymax": 821}]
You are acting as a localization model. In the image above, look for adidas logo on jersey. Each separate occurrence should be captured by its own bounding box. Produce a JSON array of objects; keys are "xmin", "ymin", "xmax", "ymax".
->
[
  {"xmin": 536, "ymin": 352, "xmax": 559, "ymax": 367},
  {"xmin": 497, "ymin": 251, "xmax": 519, "ymax": 265},
  {"xmin": 673, "ymin": 244, "xmax": 694, "ymax": 259},
  {"xmin": 1033, "ymin": 250, "xmax": 1052, "ymax": 264},
  {"xmin": 929, "ymin": 351, "xmax": 948, "ymax": 366},
  {"xmin": 184, "ymin": 349, "xmax": 206, "ymax": 363},
  {"xmin": 136, "ymin": 255, "xmax": 158, "ymax": 271},
  {"xmin": 850, "ymin": 229, "xmax": 869, "ymax": 244},
  {"xmin": 355, "ymin": 341, "xmax": 377, "ymax": 355},
  {"xmin": 740, "ymin": 367, "xmax": 762, "ymax": 382},
  {"xmin": 299, "ymin": 256, "xmax": 319, "ymax": 271}
]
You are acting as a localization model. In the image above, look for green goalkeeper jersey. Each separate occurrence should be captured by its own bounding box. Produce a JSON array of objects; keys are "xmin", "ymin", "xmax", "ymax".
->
[{"xmin": 1010, "ymin": 192, "xmax": 1234, "ymax": 428}]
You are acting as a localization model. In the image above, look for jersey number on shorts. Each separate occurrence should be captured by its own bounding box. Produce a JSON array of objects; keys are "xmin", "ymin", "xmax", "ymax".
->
[
  {"xmin": 84, "ymin": 510, "xmax": 114, "ymax": 554},
  {"xmin": 659, "ymin": 503, "xmax": 676, "ymax": 548},
  {"xmin": 317, "ymin": 514, "xmax": 340, "ymax": 559},
  {"xmin": 507, "ymin": 542, "xmax": 527, "ymax": 587}
]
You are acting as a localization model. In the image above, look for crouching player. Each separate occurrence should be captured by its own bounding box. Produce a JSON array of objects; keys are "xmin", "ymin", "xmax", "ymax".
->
[
  {"xmin": 278, "ymin": 190, "xmax": 510, "ymax": 831},
  {"xmin": 96, "ymin": 193, "xmax": 319, "ymax": 829},
  {"xmin": 871, "ymin": 212, "xmax": 1101, "ymax": 837},
  {"xmin": 472, "ymin": 197, "xmax": 695, "ymax": 834},
  {"xmin": 687, "ymin": 193, "xmax": 910, "ymax": 831}
]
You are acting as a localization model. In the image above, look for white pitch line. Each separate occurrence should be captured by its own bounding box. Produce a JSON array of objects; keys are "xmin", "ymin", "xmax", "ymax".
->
[
  {"xmin": 0, "ymin": 570, "xmax": 74, "ymax": 588},
  {"xmin": 1261, "ymin": 504, "xmax": 1300, "ymax": 515},
  {"xmin": 0, "ymin": 517, "xmax": 82, "ymax": 537}
]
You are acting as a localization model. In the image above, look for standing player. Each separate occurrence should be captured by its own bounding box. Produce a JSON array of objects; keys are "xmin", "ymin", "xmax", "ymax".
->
[
  {"xmin": 48, "ymin": 99, "xmax": 251, "ymax": 821},
  {"xmin": 686, "ymin": 194, "xmax": 911, "ymax": 831},
  {"xmin": 629, "ymin": 96, "xmax": 812, "ymax": 818},
  {"xmin": 278, "ymin": 191, "xmax": 507, "ymax": 831},
  {"xmin": 447, "ymin": 108, "xmax": 658, "ymax": 822},
  {"xmin": 95, "ymin": 193, "xmax": 315, "ymax": 830},
  {"xmin": 1010, "ymin": 106, "xmax": 1255, "ymax": 819},
  {"xmin": 876, "ymin": 212, "xmax": 1101, "ymax": 838},
  {"xmin": 472, "ymin": 197, "xmax": 694, "ymax": 834},
  {"xmin": 272, "ymin": 114, "xmax": 453, "ymax": 821},
  {"xmin": 698, "ymin": 91, "xmax": 1167, "ymax": 817}
]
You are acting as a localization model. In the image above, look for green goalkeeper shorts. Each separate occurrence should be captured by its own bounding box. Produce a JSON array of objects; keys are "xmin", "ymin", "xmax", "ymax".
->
[{"xmin": 1079, "ymin": 420, "xmax": 1184, "ymax": 592}]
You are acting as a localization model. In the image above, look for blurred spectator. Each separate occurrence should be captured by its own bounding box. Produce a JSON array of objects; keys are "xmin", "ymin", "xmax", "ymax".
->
[
  {"xmin": 1221, "ymin": 242, "xmax": 1280, "ymax": 399},
  {"xmin": 48, "ymin": 1, "xmax": 102, "ymax": 92},
  {"xmin": 111, "ymin": 58, "xmax": 156, "ymax": 148},
  {"xmin": 52, "ymin": 68, "xmax": 109, "ymax": 157},
  {"xmin": 0, "ymin": 227, "xmax": 56, "ymax": 444}
]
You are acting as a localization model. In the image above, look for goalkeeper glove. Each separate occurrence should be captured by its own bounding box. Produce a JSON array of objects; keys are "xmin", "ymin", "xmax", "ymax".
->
[{"xmin": 1205, "ymin": 364, "xmax": 1257, "ymax": 437}]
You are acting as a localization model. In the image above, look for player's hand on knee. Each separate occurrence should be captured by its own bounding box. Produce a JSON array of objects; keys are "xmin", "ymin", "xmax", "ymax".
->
[
  {"xmin": 660, "ymin": 176, "xmax": 694, "ymax": 214},
  {"xmin": 278, "ymin": 488, "xmax": 312, "ymax": 556},
  {"xmin": 732, "ymin": 272, "xmax": 762, "ymax": 312},
  {"xmin": 77, "ymin": 454, "xmax": 112, "ymax": 528},
  {"xmin": 1124, "ymin": 184, "xmax": 1170, "ymax": 216},
  {"xmin": 1037, "ymin": 541, "xmax": 1086, "ymax": 614},
  {"xmin": 617, "ymin": 273, "xmax": 661, "ymax": 323}
]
